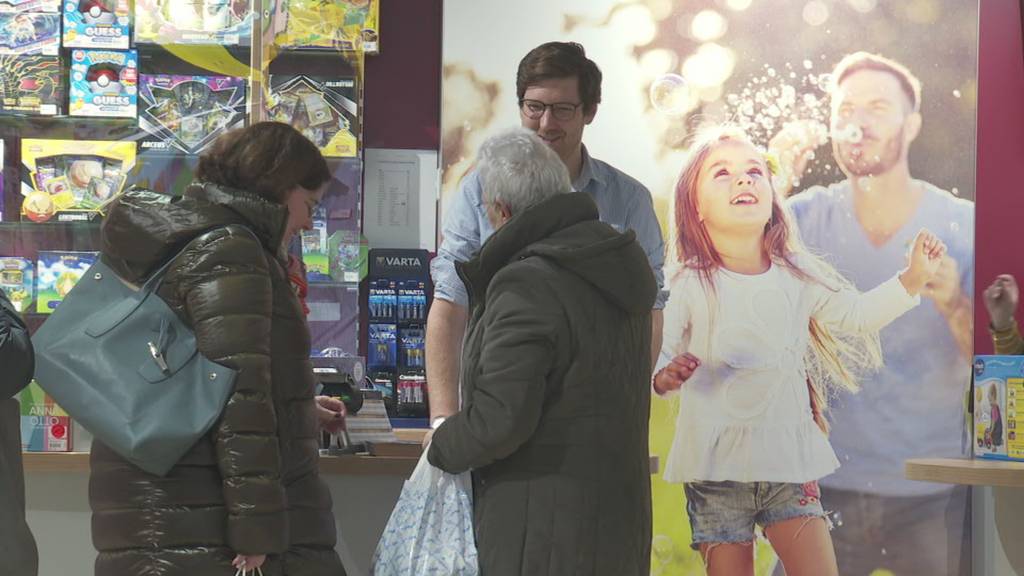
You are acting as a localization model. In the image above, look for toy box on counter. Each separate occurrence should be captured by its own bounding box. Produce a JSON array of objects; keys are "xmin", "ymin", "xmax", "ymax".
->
[
  {"xmin": 974, "ymin": 355, "xmax": 1024, "ymax": 461},
  {"xmin": 0, "ymin": 256, "xmax": 34, "ymax": 313},
  {"xmin": 35, "ymin": 250, "xmax": 98, "ymax": 313},
  {"xmin": 20, "ymin": 380, "xmax": 72, "ymax": 452}
]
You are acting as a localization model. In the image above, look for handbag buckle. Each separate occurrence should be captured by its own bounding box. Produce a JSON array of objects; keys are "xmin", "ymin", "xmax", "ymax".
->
[{"xmin": 147, "ymin": 341, "xmax": 170, "ymax": 374}]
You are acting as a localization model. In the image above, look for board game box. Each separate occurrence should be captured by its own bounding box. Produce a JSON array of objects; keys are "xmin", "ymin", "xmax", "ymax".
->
[
  {"xmin": 0, "ymin": 54, "xmax": 62, "ymax": 115},
  {"xmin": 21, "ymin": 138, "xmax": 136, "ymax": 222},
  {"xmin": 0, "ymin": 256, "xmax": 33, "ymax": 312},
  {"xmin": 20, "ymin": 380, "xmax": 73, "ymax": 452},
  {"xmin": 274, "ymin": 0, "xmax": 378, "ymax": 53},
  {"xmin": 0, "ymin": 0, "xmax": 59, "ymax": 14},
  {"xmin": 35, "ymin": 250, "xmax": 97, "ymax": 314},
  {"xmin": 62, "ymin": 0, "xmax": 131, "ymax": 48},
  {"xmin": 265, "ymin": 74, "xmax": 358, "ymax": 157},
  {"xmin": 69, "ymin": 48, "xmax": 137, "ymax": 117},
  {"xmin": 138, "ymin": 74, "xmax": 246, "ymax": 155},
  {"xmin": 134, "ymin": 0, "xmax": 252, "ymax": 46},
  {"xmin": 974, "ymin": 356, "xmax": 1024, "ymax": 461},
  {"xmin": 0, "ymin": 12, "xmax": 59, "ymax": 54}
]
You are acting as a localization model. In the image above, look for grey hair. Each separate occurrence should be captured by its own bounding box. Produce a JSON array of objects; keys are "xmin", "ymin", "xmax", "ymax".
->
[{"xmin": 478, "ymin": 127, "xmax": 572, "ymax": 215}]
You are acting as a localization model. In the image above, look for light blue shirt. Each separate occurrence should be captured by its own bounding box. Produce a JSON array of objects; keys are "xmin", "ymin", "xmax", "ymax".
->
[
  {"xmin": 787, "ymin": 180, "xmax": 974, "ymax": 497},
  {"xmin": 432, "ymin": 146, "xmax": 668, "ymax": 309}
]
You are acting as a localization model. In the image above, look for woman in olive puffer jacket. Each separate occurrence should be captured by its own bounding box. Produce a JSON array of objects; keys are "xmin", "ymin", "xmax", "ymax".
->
[{"xmin": 90, "ymin": 122, "xmax": 345, "ymax": 576}]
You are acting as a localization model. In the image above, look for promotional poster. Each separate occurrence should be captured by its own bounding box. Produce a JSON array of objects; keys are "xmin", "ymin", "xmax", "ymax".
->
[{"xmin": 441, "ymin": 1, "xmax": 978, "ymax": 574}]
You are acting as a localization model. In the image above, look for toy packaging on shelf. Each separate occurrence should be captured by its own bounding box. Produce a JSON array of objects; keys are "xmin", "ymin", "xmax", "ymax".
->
[
  {"xmin": 21, "ymin": 138, "xmax": 136, "ymax": 222},
  {"xmin": 0, "ymin": 256, "xmax": 34, "ymax": 312},
  {"xmin": 134, "ymin": 0, "xmax": 252, "ymax": 46},
  {"xmin": 138, "ymin": 74, "xmax": 246, "ymax": 154},
  {"xmin": 35, "ymin": 250, "xmax": 97, "ymax": 314},
  {"xmin": 265, "ymin": 74, "xmax": 358, "ymax": 157},
  {"xmin": 20, "ymin": 380, "xmax": 72, "ymax": 451},
  {"xmin": 0, "ymin": 138, "xmax": 3, "ymax": 218},
  {"xmin": 69, "ymin": 48, "xmax": 137, "ymax": 117},
  {"xmin": 0, "ymin": 0, "xmax": 59, "ymax": 13},
  {"xmin": 62, "ymin": 0, "xmax": 131, "ymax": 48},
  {"xmin": 974, "ymin": 356, "xmax": 1024, "ymax": 461},
  {"xmin": 0, "ymin": 55, "xmax": 63, "ymax": 115},
  {"xmin": 0, "ymin": 12, "xmax": 59, "ymax": 54},
  {"xmin": 274, "ymin": 0, "xmax": 378, "ymax": 53}
]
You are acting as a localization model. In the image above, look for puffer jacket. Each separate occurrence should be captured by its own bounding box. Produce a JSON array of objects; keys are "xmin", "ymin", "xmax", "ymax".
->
[
  {"xmin": 428, "ymin": 192, "xmax": 656, "ymax": 576},
  {"xmin": 0, "ymin": 290, "xmax": 38, "ymax": 576},
  {"xmin": 90, "ymin": 184, "xmax": 344, "ymax": 576}
]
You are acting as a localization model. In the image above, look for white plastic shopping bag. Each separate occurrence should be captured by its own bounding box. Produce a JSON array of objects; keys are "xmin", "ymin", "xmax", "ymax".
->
[{"xmin": 371, "ymin": 450, "xmax": 479, "ymax": 576}]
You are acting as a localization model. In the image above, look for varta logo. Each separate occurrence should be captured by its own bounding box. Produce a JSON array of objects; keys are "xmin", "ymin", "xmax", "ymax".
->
[{"xmin": 381, "ymin": 256, "xmax": 422, "ymax": 267}]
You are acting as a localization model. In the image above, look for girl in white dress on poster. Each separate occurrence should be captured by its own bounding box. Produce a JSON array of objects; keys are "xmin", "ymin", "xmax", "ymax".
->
[{"xmin": 654, "ymin": 127, "xmax": 946, "ymax": 576}]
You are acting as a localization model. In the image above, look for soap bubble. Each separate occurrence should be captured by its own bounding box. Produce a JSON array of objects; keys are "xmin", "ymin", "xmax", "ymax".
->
[{"xmin": 649, "ymin": 73, "xmax": 691, "ymax": 116}]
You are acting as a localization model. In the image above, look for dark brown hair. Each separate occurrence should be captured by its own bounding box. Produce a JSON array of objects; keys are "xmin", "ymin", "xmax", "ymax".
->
[
  {"xmin": 831, "ymin": 52, "xmax": 922, "ymax": 113},
  {"xmin": 516, "ymin": 42, "xmax": 602, "ymax": 114},
  {"xmin": 195, "ymin": 121, "xmax": 331, "ymax": 203}
]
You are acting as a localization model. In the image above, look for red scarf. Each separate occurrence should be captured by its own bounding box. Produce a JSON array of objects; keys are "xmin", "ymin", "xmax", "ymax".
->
[{"xmin": 287, "ymin": 255, "xmax": 310, "ymax": 316}]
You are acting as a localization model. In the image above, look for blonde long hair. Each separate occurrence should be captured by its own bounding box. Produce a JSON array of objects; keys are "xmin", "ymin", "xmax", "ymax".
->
[{"xmin": 672, "ymin": 126, "xmax": 882, "ymax": 433}]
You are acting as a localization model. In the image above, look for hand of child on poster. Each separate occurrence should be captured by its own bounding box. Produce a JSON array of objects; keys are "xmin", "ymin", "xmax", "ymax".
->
[
  {"xmin": 898, "ymin": 229, "xmax": 946, "ymax": 296},
  {"xmin": 921, "ymin": 254, "xmax": 963, "ymax": 312},
  {"xmin": 653, "ymin": 353, "xmax": 701, "ymax": 395},
  {"xmin": 984, "ymin": 274, "xmax": 1019, "ymax": 331}
]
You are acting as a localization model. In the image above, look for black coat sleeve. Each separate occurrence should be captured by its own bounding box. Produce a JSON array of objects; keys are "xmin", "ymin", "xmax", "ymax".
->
[{"xmin": 0, "ymin": 291, "xmax": 34, "ymax": 399}]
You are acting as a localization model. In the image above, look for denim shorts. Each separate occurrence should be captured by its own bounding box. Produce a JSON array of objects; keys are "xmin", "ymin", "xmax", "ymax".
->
[{"xmin": 683, "ymin": 480, "xmax": 827, "ymax": 549}]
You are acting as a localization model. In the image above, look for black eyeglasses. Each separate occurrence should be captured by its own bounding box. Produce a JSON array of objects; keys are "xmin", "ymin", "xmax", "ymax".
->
[{"xmin": 519, "ymin": 99, "xmax": 583, "ymax": 121}]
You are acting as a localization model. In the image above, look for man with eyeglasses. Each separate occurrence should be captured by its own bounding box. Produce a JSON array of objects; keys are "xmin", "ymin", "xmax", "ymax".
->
[{"xmin": 425, "ymin": 41, "xmax": 667, "ymax": 435}]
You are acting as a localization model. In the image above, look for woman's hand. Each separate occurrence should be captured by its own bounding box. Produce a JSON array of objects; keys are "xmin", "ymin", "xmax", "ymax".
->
[
  {"xmin": 653, "ymin": 353, "xmax": 701, "ymax": 395},
  {"xmin": 315, "ymin": 395, "xmax": 347, "ymax": 435},
  {"xmin": 984, "ymin": 275, "xmax": 1019, "ymax": 331},
  {"xmin": 232, "ymin": 553, "xmax": 266, "ymax": 573}
]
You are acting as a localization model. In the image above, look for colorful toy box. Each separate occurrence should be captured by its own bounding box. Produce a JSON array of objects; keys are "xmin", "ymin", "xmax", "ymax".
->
[
  {"xmin": 138, "ymin": 74, "xmax": 246, "ymax": 155},
  {"xmin": 265, "ymin": 74, "xmax": 358, "ymax": 157},
  {"xmin": 0, "ymin": 256, "xmax": 33, "ymax": 312},
  {"xmin": 35, "ymin": 250, "xmax": 97, "ymax": 314},
  {"xmin": 62, "ymin": 0, "xmax": 131, "ymax": 48},
  {"xmin": 69, "ymin": 48, "xmax": 137, "ymax": 117},
  {"xmin": 21, "ymin": 139, "xmax": 136, "ymax": 222},
  {"xmin": 0, "ymin": 54, "xmax": 63, "ymax": 115},
  {"xmin": 20, "ymin": 380, "xmax": 73, "ymax": 452},
  {"xmin": 0, "ymin": 0, "xmax": 60, "ymax": 14},
  {"xmin": 0, "ymin": 12, "xmax": 59, "ymax": 54},
  {"xmin": 274, "ymin": 0, "xmax": 378, "ymax": 53},
  {"xmin": 974, "ymin": 355, "xmax": 1024, "ymax": 461},
  {"xmin": 134, "ymin": 0, "xmax": 252, "ymax": 45}
]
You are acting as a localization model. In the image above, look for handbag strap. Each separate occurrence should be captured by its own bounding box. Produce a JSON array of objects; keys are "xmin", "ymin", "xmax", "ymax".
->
[{"xmin": 139, "ymin": 225, "xmax": 261, "ymax": 294}]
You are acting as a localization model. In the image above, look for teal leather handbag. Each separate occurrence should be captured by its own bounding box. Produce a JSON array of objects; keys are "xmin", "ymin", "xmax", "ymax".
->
[{"xmin": 32, "ymin": 232, "xmax": 241, "ymax": 476}]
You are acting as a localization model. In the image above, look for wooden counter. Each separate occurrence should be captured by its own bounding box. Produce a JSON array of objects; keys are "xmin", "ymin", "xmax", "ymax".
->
[
  {"xmin": 23, "ymin": 429, "xmax": 660, "ymax": 477},
  {"xmin": 906, "ymin": 457, "xmax": 1024, "ymax": 488},
  {"xmin": 23, "ymin": 429, "xmax": 429, "ymax": 476}
]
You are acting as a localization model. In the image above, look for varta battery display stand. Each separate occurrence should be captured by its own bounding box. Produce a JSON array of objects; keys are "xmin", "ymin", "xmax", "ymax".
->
[{"xmin": 365, "ymin": 248, "xmax": 430, "ymax": 424}]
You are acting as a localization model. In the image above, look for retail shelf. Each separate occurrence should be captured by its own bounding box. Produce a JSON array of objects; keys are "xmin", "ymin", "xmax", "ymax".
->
[{"xmin": 905, "ymin": 457, "xmax": 1024, "ymax": 488}]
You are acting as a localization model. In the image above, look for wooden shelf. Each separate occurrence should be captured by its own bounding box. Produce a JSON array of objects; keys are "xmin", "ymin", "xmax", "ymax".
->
[{"xmin": 906, "ymin": 457, "xmax": 1024, "ymax": 488}]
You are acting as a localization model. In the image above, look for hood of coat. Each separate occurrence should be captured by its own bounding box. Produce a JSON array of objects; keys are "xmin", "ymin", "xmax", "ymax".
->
[
  {"xmin": 100, "ymin": 183, "xmax": 289, "ymax": 283},
  {"xmin": 458, "ymin": 192, "xmax": 657, "ymax": 314}
]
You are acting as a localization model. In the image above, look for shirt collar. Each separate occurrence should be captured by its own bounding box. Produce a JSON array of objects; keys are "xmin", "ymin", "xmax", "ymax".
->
[{"xmin": 572, "ymin": 144, "xmax": 605, "ymax": 192}]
